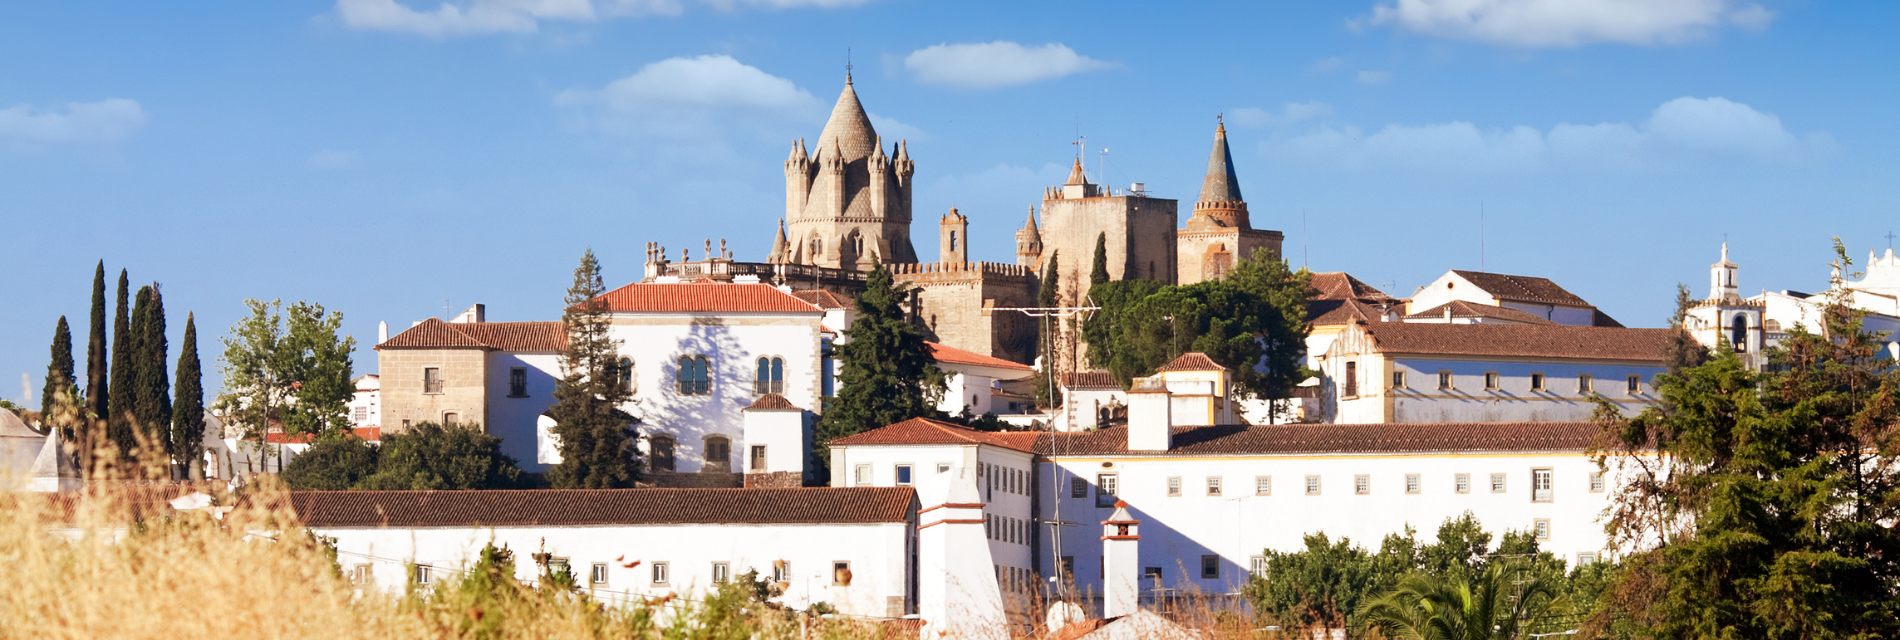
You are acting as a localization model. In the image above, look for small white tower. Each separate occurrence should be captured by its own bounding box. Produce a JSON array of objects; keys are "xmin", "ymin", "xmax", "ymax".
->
[
  {"xmin": 1685, "ymin": 243, "xmax": 1766, "ymax": 369},
  {"xmin": 1101, "ymin": 500, "xmax": 1142, "ymax": 619},
  {"xmin": 1710, "ymin": 242, "xmax": 1740, "ymax": 302}
]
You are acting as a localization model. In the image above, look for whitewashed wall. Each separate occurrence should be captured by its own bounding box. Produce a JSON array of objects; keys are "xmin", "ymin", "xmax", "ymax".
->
[{"xmin": 486, "ymin": 351, "xmax": 560, "ymax": 472}]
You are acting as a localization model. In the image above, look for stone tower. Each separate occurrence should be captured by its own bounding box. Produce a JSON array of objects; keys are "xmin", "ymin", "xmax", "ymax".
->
[
  {"xmin": 1014, "ymin": 207, "xmax": 1042, "ymax": 267},
  {"xmin": 1685, "ymin": 243, "xmax": 1764, "ymax": 369},
  {"xmin": 1037, "ymin": 157, "xmax": 1179, "ymax": 302},
  {"xmin": 938, "ymin": 208, "xmax": 967, "ymax": 264},
  {"xmin": 1175, "ymin": 120, "xmax": 1284, "ymax": 285},
  {"xmin": 781, "ymin": 74, "xmax": 918, "ymax": 269}
]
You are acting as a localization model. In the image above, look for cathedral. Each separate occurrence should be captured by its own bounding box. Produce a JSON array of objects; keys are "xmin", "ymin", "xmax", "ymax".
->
[{"xmin": 640, "ymin": 73, "xmax": 1286, "ymax": 368}]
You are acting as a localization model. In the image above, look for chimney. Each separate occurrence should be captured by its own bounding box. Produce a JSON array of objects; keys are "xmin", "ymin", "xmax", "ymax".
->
[
  {"xmin": 917, "ymin": 468, "xmax": 1007, "ymax": 636},
  {"xmin": 377, "ymin": 321, "xmax": 388, "ymax": 345},
  {"xmin": 451, "ymin": 304, "xmax": 485, "ymax": 324},
  {"xmin": 1126, "ymin": 377, "xmax": 1172, "ymax": 451},
  {"xmin": 1101, "ymin": 500, "xmax": 1141, "ymax": 619}
]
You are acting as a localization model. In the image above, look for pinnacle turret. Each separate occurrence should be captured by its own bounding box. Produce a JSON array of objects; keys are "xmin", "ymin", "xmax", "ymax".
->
[{"xmin": 1185, "ymin": 119, "xmax": 1251, "ymax": 230}]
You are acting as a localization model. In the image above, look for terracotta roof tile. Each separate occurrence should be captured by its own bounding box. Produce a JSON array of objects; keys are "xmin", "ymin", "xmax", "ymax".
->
[
  {"xmin": 271, "ymin": 487, "xmax": 915, "ymax": 528},
  {"xmin": 1360, "ymin": 321, "xmax": 1668, "ymax": 361},
  {"xmin": 1451, "ymin": 271, "xmax": 1592, "ymax": 307},
  {"xmin": 1063, "ymin": 371, "xmax": 1121, "ymax": 390},
  {"xmin": 745, "ymin": 393, "xmax": 802, "ymax": 411},
  {"xmin": 1308, "ymin": 298, "xmax": 1386, "ymax": 326},
  {"xmin": 1037, "ymin": 421, "xmax": 1600, "ymax": 457},
  {"xmin": 790, "ymin": 289, "xmax": 852, "ymax": 310},
  {"xmin": 1403, "ymin": 301, "xmax": 1555, "ymax": 325},
  {"xmin": 1310, "ymin": 272, "xmax": 1396, "ymax": 302},
  {"xmin": 378, "ymin": 318, "xmax": 564, "ymax": 352},
  {"xmin": 828, "ymin": 417, "xmax": 1041, "ymax": 453},
  {"xmin": 1154, "ymin": 352, "xmax": 1225, "ymax": 372},
  {"xmin": 599, "ymin": 283, "xmax": 822, "ymax": 314},
  {"xmin": 929, "ymin": 342, "xmax": 1033, "ymax": 372}
]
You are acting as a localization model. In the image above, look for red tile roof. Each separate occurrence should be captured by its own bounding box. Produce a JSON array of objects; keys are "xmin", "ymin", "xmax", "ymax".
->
[
  {"xmin": 928, "ymin": 342, "xmax": 1033, "ymax": 372},
  {"xmin": 1403, "ymin": 301, "xmax": 1555, "ymax": 325},
  {"xmin": 1155, "ymin": 352, "xmax": 1225, "ymax": 372},
  {"xmin": 1310, "ymin": 272, "xmax": 1397, "ymax": 302},
  {"xmin": 827, "ymin": 417, "xmax": 1042, "ymax": 453},
  {"xmin": 271, "ymin": 487, "xmax": 915, "ymax": 528},
  {"xmin": 1063, "ymin": 371, "xmax": 1122, "ymax": 390},
  {"xmin": 790, "ymin": 289, "xmax": 852, "ymax": 310},
  {"xmin": 1451, "ymin": 271, "xmax": 1593, "ymax": 307},
  {"xmin": 268, "ymin": 427, "xmax": 381, "ymax": 444},
  {"xmin": 378, "ymin": 318, "xmax": 564, "ymax": 352},
  {"xmin": 598, "ymin": 283, "xmax": 823, "ymax": 314},
  {"xmin": 1038, "ymin": 421, "xmax": 1601, "ymax": 457},
  {"xmin": 745, "ymin": 393, "xmax": 803, "ymax": 411},
  {"xmin": 1359, "ymin": 321, "xmax": 1668, "ymax": 362},
  {"xmin": 1309, "ymin": 298, "xmax": 1388, "ymax": 327}
]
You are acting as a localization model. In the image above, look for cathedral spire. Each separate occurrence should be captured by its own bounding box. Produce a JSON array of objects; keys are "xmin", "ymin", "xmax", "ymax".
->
[
  {"xmin": 770, "ymin": 218, "xmax": 790, "ymax": 264},
  {"xmin": 1064, "ymin": 157, "xmax": 1090, "ymax": 186},
  {"xmin": 1185, "ymin": 119, "xmax": 1251, "ymax": 230}
]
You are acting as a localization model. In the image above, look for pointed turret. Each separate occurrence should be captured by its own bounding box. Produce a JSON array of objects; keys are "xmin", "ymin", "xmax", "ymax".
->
[
  {"xmin": 1064, "ymin": 157, "xmax": 1089, "ymax": 186},
  {"xmin": 1710, "ymin": 242, "xmax": 1740, "ymax": 302},
  {"xmin": 769, "ymin": 219, "xmax": 790, "ymax": 264},
  {"xmin": 1015, "ymin": 207, "xmax": 1043, "ymax": 267},
  {"xmin": 1186, "ymin": 120, "xmax": 1251, "ymax": 230},
  {"xmin": 779, "ymin": 76, "xmax": 919, "ymax": 268}
]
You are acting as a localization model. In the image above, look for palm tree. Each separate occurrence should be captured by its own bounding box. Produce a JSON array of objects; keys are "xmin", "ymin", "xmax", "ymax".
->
[{"xmin": 1357, "ymin": 562, "xmax": 1563, "ymax": 640}]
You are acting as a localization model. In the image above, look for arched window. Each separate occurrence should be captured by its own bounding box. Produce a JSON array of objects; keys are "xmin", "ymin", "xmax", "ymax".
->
[
  {"xmin": 649, "ymin": 434, "xmax": 676, "ymax": 472},
  {"xmin": 677, "ymin": 356, "xmax": 710, "ymax": 395},
  {"xmin": 949, "ymin": 231, "xmax": 959, "ymax": 252},
  {"xmin": 1731, "ymin": 314, "xmax": 1749, "ymax": 353},
  {"xmin": 442, "ymin": 412, "xmax": 459, "ymax": 425},
  {"xmin": 755, "ymin": 357, "xmax": 784, "ymax": 395},
  {"xmin": 612, "ymin": 357, "xmax": 634, "ymax": 394},
  {"xmin": 704, "ymin": 435, "xmax": 732, "ymax": 473},
  {"xmin": 812, "ymin": 237, "xmax": 824, "ymax": 258}
]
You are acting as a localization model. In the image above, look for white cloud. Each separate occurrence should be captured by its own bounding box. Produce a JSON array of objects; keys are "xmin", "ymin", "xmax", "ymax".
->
[
  {"xmin": 1311, "ymin": 56, "xmax": 1345, "ymax": 73},
  {"xmin": 1363, "ymin": 0, "xmax": 1775, "ymax": 47},
  {"xmin": 0, "ymin": 99, "xmax": 145, "ymax": 144},
  {"xmin": 903, "ymin": 42, "xmax": 1114, "ymax": 90},
  {"xmin": 309, "ymin": 150, "xmax": 363, "ymax": 170},
  {"xmin": 1230, "ymin": 101, "xmax": 1334, "ymax": 128},
  {"xmin": 556, "ymin": 54, "xmax": 820, "ymax": 145},
  {"xmin": 1356, "ymin": 70, "xmax": 1393, "ymax": 84},
  {"xmin": 331, "ymin": 0, "xmax": 872, "ymax": 36},
  {"xmin": 1263, "ymin": 96, "xmax": 1835, "ymax": 173},
  {"xmin": 869, "ymin": 113, "xmax": 927, "ymax": 142}
]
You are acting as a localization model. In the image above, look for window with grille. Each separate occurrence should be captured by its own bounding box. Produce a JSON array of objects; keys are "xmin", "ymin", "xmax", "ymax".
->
[
  {"xmin": 1071, "ymin": 477, "xmax": 1088, "ymax": 498},
  {"xmin": 352, "ymin": 406, "xmax": 368, "ymax": 423},
  {"xmin": 704, "ymin": 436, "xmax": 731, "ymax": 472},
  {"xmin": 509, "ymin": 367, "xmax": 528, "ymax": 397},
  {"xmin": 1206, "ymin": 476, "xmax": 1222, "ymax": 496},
  {"xmin": 1491, "ymin": 473, "xmax": 1507, "ymax": 493},
  {"xmin": 1251, "ymin": 556, "xmax": 1267, "ymax": 577},
  {"xmin": 1627, "ymin": 374, "xmax": 1642, "ymax": 394},
  {"xmin": 750, "ymin": 445, "xmax": 767, "ymax": 471},
  {"xmin": 423, "ymin": 367, "xmax": 442, "ymax": 394},
  {"xmin": 1354, "ymin": 474, "xmax": 1370, "ymax": 495},
  {"xmin": 1305, "ymin": 475, "xmax": 1321, "ymax": 495},
  {"xmin": 1097, "ymin": 474, "xmax": 1119, "ymax": 507},
  {"xmin": 1344, "ymin": 361, "xmax": 1358, "ymax": 396},
  {"xmin": 1456, "ymin": 473, "xmax": 1471, "ymax": 494},
  {"xmin": 1167, "ymin": 476, "xmax": 1181, "ymax": 497},
  {"xmin": 1256, "ymin": 476, "xmax": 1271, "ymax": 496},
  {"xmin": 1589, "ymin": 471, "xmax": 1605, "ymax": 493},
  {"xmin": 1201, "ymin": 555, "xmax": 1219, "ymax": 579},
  {"xmin": 1405, "ymin": 474, "xmax": 1421, "ymax": 494},
  {"xmin": 754, "ymin": 357, "xmax": 784, "ymax": 395},
  {"xmin": 676, "ymin": 356, "xmax": 711, "ymax": 395},
  {"xmin": 1534, "ymin": 520, "xmax": 1551, "ymax": 540},
  {"xmin": 590, "ymin": 563, "xmax": 608, "ymax": 586},
  {"xmin": 1533, "ymin": 468, "xmax": 1553, "ymax": 502},
  {"xmin": 1577, "ymin": 552, "xmax": 1598, "ymax": 565}
]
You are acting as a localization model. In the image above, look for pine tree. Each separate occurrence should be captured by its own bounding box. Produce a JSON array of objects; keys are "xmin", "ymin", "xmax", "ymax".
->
[
  {"xmin": 815, "ymin": 262, "xmax": 945, "ymax": 472},
  {"xmin": 133, "ymin": 285, "xmax": 171, "ymax": 468},
  {"xmin": 1034, "ymin": 252, "xmax": 1060, "ymax": 408},
  {"xmin": 1662, "ymin": 283, "xmax": 1709, "ymax": 376},
  {"xmin": 547, "ymin": 249, "xmax": 639, "ymax": 489},
  {"xmin": 85, "ymin": 261, "xmax": 108, "ymax": 423},
  {"xmin": 42, "ymin": 316, "xmax": 75, "ymax": 421},
  {"xmin": 173, "ymin": 313, "xmax": 205, "ymax": 480},
  {"xmin": 1090, "ymin": 233, "xmax": 1110, "ymax": 286},
  {"xmin": 107, "ymin": 270, "xmax": 136, "ymax": 461}
]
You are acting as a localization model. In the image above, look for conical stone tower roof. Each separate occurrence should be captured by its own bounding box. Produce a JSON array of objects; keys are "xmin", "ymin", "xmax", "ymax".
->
[
  {"xmin": 813, "ymin": 75, "xmax": 879, "ymax": 166},
  {"xmin": 1198, "ymin": 121, "xmax": 1242, "ymax": 203}
]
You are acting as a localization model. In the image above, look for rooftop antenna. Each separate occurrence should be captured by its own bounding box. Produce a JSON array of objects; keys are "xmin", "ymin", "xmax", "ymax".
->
[
  {"xmin": 443, "ymin": 298, "xmax": 451, "ymax": 319},
  {"xmin": 845, "ymin": 48, "xmax": 852, "ymax": 82}
]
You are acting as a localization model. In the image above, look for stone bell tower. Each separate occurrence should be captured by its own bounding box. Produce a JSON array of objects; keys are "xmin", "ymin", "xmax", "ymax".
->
[
  {"xmin": 780, "ymin": 73, "xmax": 918, "ymax": 269},
  {"xmin": 1175, "ymin": 119, "xmax": 1284, "ymax": 285}
]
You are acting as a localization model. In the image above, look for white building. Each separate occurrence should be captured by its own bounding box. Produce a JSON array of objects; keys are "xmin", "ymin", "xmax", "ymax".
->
[
  {"xmin": 930, "ymin": 342, "xmax": 1036, "ymax": 417},
  {"xmin": 347, "ymin": 374, "xmax": 380, "ymax": 430},
  {"xmin": 1407, "ymin": 270, "xmax": 1623, "ymax": 327},
  {"xmin": 1687, "ymin": 244, "xmax": 1900, "ymax": 367}
]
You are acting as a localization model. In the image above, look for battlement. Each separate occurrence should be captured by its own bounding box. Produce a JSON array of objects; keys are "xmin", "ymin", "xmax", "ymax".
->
[{"xmin": 888, "ymin": 261, "xmax": 1037, "ymax": 281}]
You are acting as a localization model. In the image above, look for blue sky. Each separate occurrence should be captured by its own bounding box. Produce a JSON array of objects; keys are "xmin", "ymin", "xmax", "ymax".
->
[{"xmin": 3, "ymin": 0, "xmax": 1897, "ymax": 406}]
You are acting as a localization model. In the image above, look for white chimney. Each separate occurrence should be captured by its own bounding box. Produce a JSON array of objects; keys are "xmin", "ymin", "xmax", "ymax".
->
[
  {"xmin": 1126, "ymin": 377, "xmax": 1172, "ymax": 451},
  {"xmin": 1101, "ymin": 501, "xmax": 1142, "ymax": 619},
  {"xmin": 377, "ymin": 321, "xmax": 388, "ymax": 345},
  {"xmin": 451, "ymin": 303, "xmax": 485, "ymax": 324}
]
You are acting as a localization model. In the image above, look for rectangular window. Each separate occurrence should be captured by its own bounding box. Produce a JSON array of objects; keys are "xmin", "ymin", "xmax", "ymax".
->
[
  {"xmin": 712, "ymin": 562, "xmax": 730, "ymax": 584},
  {"xmin": 772, "ymin": 561, "xmax": 791, "ymax": 583},
  {"xmin": 1206, "ymin": 476, "xmax": 1223, "ymax": 496},
  {"xmin": 1578, "ymin": 374, "xmax": 1593, "ymax": 394},
  {"xmin": 1589, "ymin": 471, "xmax": 1605, "ymax": 493},
  {"xmin": 423, "ymin": 367, "xmax": 442, "ymax": 394},
  {"xmin": 1456, "ymin": 473, "xmax": 1471, "ymax": 494},
  {"xmin": 413, "ymin": 564, "xmax": 433, "ymax": 585},
  {"xmin": 1250, "ymin": 556, "xmax": 1267, "ymax": 577},
  {"xmin": 1627, "ymin": 374, "xmax": 1642, "ymax": 394},
  {"xmin": 749, "ymin": 445, "xmax": 767, "ymax": 471},
  {"xmin": 352, "ymin": 406, "xmax": 368, "ymax": 423},
  {"xmin": 1167, "ymin": 476, "xmax": 1182, "ymax": 497},
  {"xmin": 1405, "ymin": 474, "xmax": 1421, "ymax": 494},
  {"xmin": 1096, "ymin": 474, "xmax": 1119, "ymax": 507},
  {"xmin": 1577, "ymin": 552, "xmax": 1598, "ymax": 565},
  {"xmin": 1534, "ymin": 519, "xmax": 1551, "ymax": 540},
  {"xmin": 1344, "ymin": 361, "xmax": 1358, "ymax": 397},
  {"xmin": 854, "ymin": 464, "xmax": 871, "ymax": 486},
  {"xmin": 651, "ymin": 562, "xmax": 669, "ymax": 584},
  {"xmin": 832, "ymin": 561, "xmax": 851, "ymax": 586},
  {"xmin": 350, "ymin": 564, "xmax": 372, "ymax": 586},
  {"xmin": 896, "ymin": 464, "xmax": 913, "ymax": 486},
  {"xmin": 1142, "ymin": 567, "xmax": 1163, "ymax": 587},
  {"xmin": 1491, "ymin": 473, "xmax": 1507, "ymax": 493},
  {"xmin": 1484, "ymin": 371, "xmax": 1500, "ymax": 390},
  {"xmin": 590, "ymin": 563, "xmax": 609, "ymax": 586},
  {"xmin": 937, "ymin": 463, "xmax": 951, "ymax": 474},
  {"xmin": 1305, "ymin": 475, "xmax": 1321, "ymax": 496},
  {"xmin": 1071, "ymin": 477, "xmax": 1088, "ymax": 498},
  {"xmin": 1533, "ymin": 468, "xmax": 1554, "ymax": 502},
  {"xmin": 1255, "ymin": 476, "xmax": 1272, "ymax": 496},
  {"xmin": 1201, "ymin": 555, "xmax": 1220, "ymax": 580},
  {"xmin": 1530, "ymin": 372, "xmax": 1546, "ymax": 391},
  {"xmin": 1392, "ymin": 371, "xmax": 1406, "ymax": 389},
  {"xmin": 509, "ymin": 367, "xmax": 527, "ymax": 397},
  {"xmin": 1438, "ymin": 370, "xmax": 1454, "ymax": 390},
  {"xmin": 1354, "ymin": 474, "xmax": 1370, "ymax": 495}
]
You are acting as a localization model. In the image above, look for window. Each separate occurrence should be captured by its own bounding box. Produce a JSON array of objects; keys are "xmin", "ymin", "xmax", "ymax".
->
[
  {"xmin": 401, "ymin": 419, "xmax": 410, "ymax": 429},
  {"xmin": 1627, "ymin": 374, "xmax": 1642, "ymax": 395},
  {"xmin": 651, "ymin": 562, "xmax": 669, "ymax": 584},
  {"xmin": 1096, "ymin": 473, "xmax": 1119, "ymax": 507},
  {"xmin": 1530, "ymin": 373, "xmax": 1545, "ymax": 391},
  {"xmin": 1255, "ymin": 476, "xmax": 1272, "ymax": 496},
  {"xmin": 754, "ymin": 357, "xmax": 785, "ymax": 395},
  {"xmin": 1491, "ymin": 473, "xmax": 1507, "ymax": 493},
  {"xmin": 854, "ymin": 464, "xmax": 872, "ymax": 486},
  {"xmin": 1589, "ymin": 471, "xmax": 1605, "ymax": 493},
  {"xmin": 896, "ymin": 464, "xmax": 913, "ymax": 486},
  {"xmin": 509, "ymin": 367, "xmax": 528, "ymax": 397},
  {"xmin": 1143, "ymin": 567, "xmax": 1163, "ymax": 587},
  {"xmin": 1206, "ymin": 476, "xmax": 1223, "ymax": 496},
  {"xmin": 1343, "ymin": 361, "xmax": 1358, "ymax": 396},
  {"xmin": 832, "ymin": 561, "xmax": 852, "ymax": 586},
  {"xmin": 350, "ymin": 564, "xmax": 372, "ymax": 586},
  {"xmin": 613, "ymin": 357, "xmax": 633, "ymax": 394},
  {"xmin": 590, "ymin": 563, "xmax": 609, "ymax": 586},
  {"xmin": 1456, "ymin": 473, "xmax": 1471, "ymax": 494},
  {"xmin": 1533, "ymin": 468, "xmax": 1553, "ymax": 502},
  {"xmin": 749, "ymin": 445, "xmax": 767, "ymax": 471},
  {"xmin": 1405, "ymin": 474, "xmax": 1421, "ymax": 494},
  {"xmin": 1578, "ymin": 374, "xmax": 1593, "ymax": 394},
  {"xmin": 1201, "ymin": 555, "xmax": 1220, "ymax": 580},
  {"xmin": 413, "ymin": 564, "xmax": 433, "ymax": 585},
  {"xmin": 703, "ymin": 435, "xmax": 731, "ymax": 472},
  {"xmin": 772, "ymin": 561, "xmax": 791, "ymax": 583},
  {"xmin": 949, "ymin": 230, "xmax": 958, "ymax": 252},
  {"xmin": 1731, "ymin": 314, "xmax": 1748, "ymax": 353},
  {"xmin": 423, "ymin": 367, "xmax": 442, "ymax": 394},
  {"xmin": 1534, "ymin": 519, "xmax": 1551, "ymax": 540},
  {"xmin": 649, "ymin": 434, "xmax": 676, "ymax": 472},
  {"xmin": 1167, "ymin": 476, "xmax": 1182, "ymax": 497},
  {"xmin": 1354, "ymin": 474, "xmax": 1370, "ymax": 495},
  {"xmin": 1071, "ymin": 477, "xmax": 1088, "ymax": 499},
  {"xmin": 712, "ymin": 562, "xmax": 730, "ymax": 584},
  {"xmin": 1484, "ymin": 372, "xmax": 1500, "ymax": 390},
  {"xmin": 676, "ymin": 356, "xmax": 710, "ymax": 395},
  {"xmin": 1438, "ymin": 370, "xmax": 1453, "ymax": 390},
  {"xmin": 353, "ymin": 406, "xmax": 369, "ymax": 423},
  {"xmin": 442, "ymin": 412, "xmax": 459, "ymax": 425},
  {"xmin": 1392, "ymin": 371, "xmax": 1406, "ymax": 389},
  {"xmin": 1250, "ymin": 556, "xmax": 1267, "ymax": 577},
  {"xmin": 1577, "ymin": 552, "xmax": 1599, "ymax": 565},
  {"xmin": 1305, "ymin": 475, "xmax": 1321, "ymax": 496}
]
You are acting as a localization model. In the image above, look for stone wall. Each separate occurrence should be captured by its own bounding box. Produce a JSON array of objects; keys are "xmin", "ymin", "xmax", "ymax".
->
[
  {"xmin": 377, "ymin": 348, "xmax": 489, "ymax": 433},
  {"xmin": 895, "ymin": 262, "xmax": 1039, "ymax": 364},
  {"xmin": 744, "ymin": 471, "xmax": 805, "ymax": 488},
  {"xmin": 1038, "ymin": 194, "xmax": 1179, "ymax": 297},
  {"xmin": 1175, "ymin": 228, "xmax": 1284, "ymax": 285}
]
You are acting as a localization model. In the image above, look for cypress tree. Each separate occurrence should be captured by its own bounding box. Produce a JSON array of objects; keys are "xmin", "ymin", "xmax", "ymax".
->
[
  {"xmin": 85, "ymin": 261, "xmax": 108, "ymax": 422},
  {"xmin": 132, "ymin": 285, "xmax": 171, "ymax": 469},
  {"xmin": 1034, "ymin": 252, "xmax": 1061, "ymax": 408},
  {"xmin": 1090, "ymin": 233, "xmax": 1110, "ymax": 286},
  {"xmin": 547, "ymin": 249, "xmax": 639, "ymax": 489},
  {"xmin": 42, "ymin": 316, "xmax": 75, "ymax": 419},
  {"xmin": 107, "ymin": 270, "xmax": 136, "ymax": 461},
  {"xmin": 173, "ymin": 313, "xmax": 205, "ymax": 480},
  {"xmin": 814, "ymin": 262, "xmax": 945, "ymax": 472}
]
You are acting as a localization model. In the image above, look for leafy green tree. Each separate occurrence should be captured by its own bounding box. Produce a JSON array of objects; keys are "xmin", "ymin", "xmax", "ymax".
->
[
  {"xmin": 42, "ymin": 316, "xmax": 75, "ymax": 421},
  {"xmin": 84, "ymin": 261, "xmax": 109, "ymax": 428},
  {"xmin": 360, "ymin": 421, "xmax": 525, "ymax": 490},
  {"xmin": 132, "ymin": 285, "xmax": 172, "ymax": 468},
  {"xmin": 1358, "ymin": 561, "xmax": 1564, "ymax": 640},
  {"xmin": 1586, "ymin": 239, "xmax": 1900, "ymax": 639},
  {"xmin": 546, "ymin": 249, "xmax": 639, "ymax": 489},
  {"xmin": 1089, "ymin": 233, "xmax": 1109, "ymax": 286},
  {"xmin": 1251, "ymin": 532, "xmax": 1378, "ymax": 631},
  {"xmin": 172, "ymin": 313, "xmax": 206, "ymax": 480},
  {"xmin": 815, "ymin": 261, "xmax": 945, "ymax": 470},
  {"xmin": 280, "ymin": 434, "xmax": 379, "ymax": 490},
  {"xmin": 106, "ymin": 269, "xmax": 135, "ymax": 461},
  {"xmin": 279, "ymin": 302, "xmax": 356, "ymax": 436},
  {"xmin": 1662, "ymin": 283, "xmax": 1709, "ymax": 376},
  {"xmin": 217, "ymin": 299, "xmax": 357, "ymax": 474}
]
